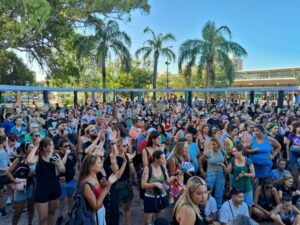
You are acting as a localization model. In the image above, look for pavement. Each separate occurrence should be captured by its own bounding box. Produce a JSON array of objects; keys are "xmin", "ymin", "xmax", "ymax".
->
[{"xmin": 2, "ymin": 188, "xmax": 272, "ymax": 225}]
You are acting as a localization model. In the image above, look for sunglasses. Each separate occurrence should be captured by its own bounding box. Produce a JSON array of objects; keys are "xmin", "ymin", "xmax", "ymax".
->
[
  {"xmin": 265, "ymin": 186, "xmax": 273, "ymax": 189},
  {"xmin": 63, "ymin": 145, "xmax": 69, "ymax": 148},
  {"xmin": 34, "ymin": 134, "xmax": 40, "ymax": 138},
  {"xmin": 122, "ymin": 144, "xmax": 128, "ymax": 148}
]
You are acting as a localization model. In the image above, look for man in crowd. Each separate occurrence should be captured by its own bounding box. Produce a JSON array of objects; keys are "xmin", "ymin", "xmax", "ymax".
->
[{"xmin": 219, "ymin": 188, "xmax": 252, "ymax": 225}]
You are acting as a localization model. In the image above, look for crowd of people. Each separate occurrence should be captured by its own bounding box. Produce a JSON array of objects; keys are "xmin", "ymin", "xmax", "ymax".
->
[{"xmin": 0, "ymin": 95, "xmax": 300, "ymax": 225}]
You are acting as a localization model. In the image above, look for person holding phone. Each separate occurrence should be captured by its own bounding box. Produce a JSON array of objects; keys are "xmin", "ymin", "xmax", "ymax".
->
[
  {"xmin": 27, "ymin": 137, "xmax": 65, "ymax": 225},
  {"xmin": 78, "ymin": 154, "xmax": 118, "ymax": 225}
]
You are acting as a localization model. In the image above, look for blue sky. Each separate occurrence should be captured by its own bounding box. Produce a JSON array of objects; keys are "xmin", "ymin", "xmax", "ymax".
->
[{"xmin": 32, "ymin": 0, "xmax": 300, "ymax": 80}]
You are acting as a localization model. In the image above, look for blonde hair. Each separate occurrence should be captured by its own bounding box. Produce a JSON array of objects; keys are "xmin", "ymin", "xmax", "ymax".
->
[
  {"xmin": 174, "ymin": 176, "xmax": 207, "ymax": 221},
  {"xmin": 277, "ymin": 174, "xmax": 293, "ymax": 186}
]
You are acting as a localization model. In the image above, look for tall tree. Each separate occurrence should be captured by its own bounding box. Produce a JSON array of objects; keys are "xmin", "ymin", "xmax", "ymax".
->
[
  {"xmin": 74, "ymin": 19, "xmax": 131, "ymax": 102},
  {"xmin": 0, "ymin": 0, "xmax": 149, "ymax": 75},
  {"xmin": 178, "ymin": 21, "xmax": 247, "ymax": 103},
  {"xmin": 135, "ymin": 27, "xmax": 176, "ymax": 100},
  {"xmin": 0, "ymin": 51, "xmax": 36, "ymax": 85}
]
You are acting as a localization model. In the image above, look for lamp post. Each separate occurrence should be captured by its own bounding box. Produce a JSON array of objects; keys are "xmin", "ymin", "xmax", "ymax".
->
[
  {"xmin": 165, "ymin": 61, "xmax": 170, "ymax": 99},
  {"xmin": 165, "ymin": 61, "xmax": 170, "ymax": 89},
  {"xmin": 25, "ymin": 81, "xmax": 29, "ymax": 108}
]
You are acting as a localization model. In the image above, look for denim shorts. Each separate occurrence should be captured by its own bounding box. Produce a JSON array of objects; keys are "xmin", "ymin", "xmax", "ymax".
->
[
  {"xmin": 14, "ymin": 182, "xmax": 35, "ymax": 202},
  {"xmin": 243, "ymin": 189, "xmax": 254, "ymax": 207},
  {"xmin": 60, "ymin": 179, "xmax": 77, "ymax": 198}
]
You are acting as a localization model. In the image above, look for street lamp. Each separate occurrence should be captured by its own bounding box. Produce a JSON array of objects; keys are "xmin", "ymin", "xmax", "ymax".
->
[
  {"xmin": 165, "ymin": 61, "xmax": 170, "ymax": 89},
  {"xmin": 25, "ymin": 81, "xmax": 29, "ymax": 108}
]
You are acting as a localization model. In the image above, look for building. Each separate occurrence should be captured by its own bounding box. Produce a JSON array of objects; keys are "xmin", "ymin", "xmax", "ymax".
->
[{"xmin": 232, "ymin": 67, "xmax": 299, "ymax": 87}]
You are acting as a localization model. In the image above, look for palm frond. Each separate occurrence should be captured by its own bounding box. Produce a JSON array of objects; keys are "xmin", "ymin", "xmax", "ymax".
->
[{"xmin": 160, "ymin": 48, "xmax": 176, "ymax": 62}]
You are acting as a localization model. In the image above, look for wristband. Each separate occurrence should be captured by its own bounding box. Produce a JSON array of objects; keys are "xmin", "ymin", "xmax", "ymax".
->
[{"xmin": 110, "ymin": 142, "xmax": 116, "ymax": 145}]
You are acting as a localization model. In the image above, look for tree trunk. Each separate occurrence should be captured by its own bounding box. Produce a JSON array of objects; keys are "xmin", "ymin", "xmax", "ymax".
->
[
  {"xmin": 204, "ymin": 64, "xmax": 210, "ymax": 104},
  {"xmin": 102, "ymin": 61, "xmax": 106, "ymax": 103},
  {"xmin": 153, "ymin": 51, "xmax": 159, "ymax": 100}
]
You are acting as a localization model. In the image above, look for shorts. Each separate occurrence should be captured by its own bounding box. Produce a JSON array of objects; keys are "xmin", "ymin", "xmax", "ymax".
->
[
  {"xmin": 34, "ymin": 181, "xmax": 61, "ymax": 203},
  {"xmin": 0, "ymin": 175, "xmax": 8, "ymax": 190},
  {"xmin": 60, "ymin": 179, "xmax": 77, "ymax": 198},
  {"xmin": 115, "ymin": 180, "xmax": 134, "ymax": 204},
  {"xmin": 144, "ymin": 194, "xmax": 169, "ymax": 213},
  {"xmin": 14, "ymin": 181, "xmax": 36, "ymax": 202},
  {"xmin": 243, "ymin": 189, "xmax": 254, "ymax": 207}
]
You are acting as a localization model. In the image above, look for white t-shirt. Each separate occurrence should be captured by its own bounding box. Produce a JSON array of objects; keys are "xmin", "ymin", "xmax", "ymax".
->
[{"xmin": 219, "ymin": 200, "xmax": 249, "ymax": 224}]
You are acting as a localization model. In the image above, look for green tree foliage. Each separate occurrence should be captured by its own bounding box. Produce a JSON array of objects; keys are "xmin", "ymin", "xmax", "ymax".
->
[
  {"xmin": 178, "ymin": 21, "xmax": 247, "ymax": 103},
  {"xmin": 0, "ymin": 0, "xmax": 150, "ymax": 74},
  {"xmin": 73, "ymin": 19, "xmax": 131, "ymax": 102},
  {"xmin": 0, "ymin": 50, "xmax": 36, "ymax": 85},
  {"xmin": 135, "ymin": 27, "xmax": 176, "ymax": 99}
]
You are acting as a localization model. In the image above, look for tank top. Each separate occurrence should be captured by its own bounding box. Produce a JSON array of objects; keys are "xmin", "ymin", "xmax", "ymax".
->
[
  {"xmin": 280, "ymin": 205, "xmax": 294, "ymax": 225},
  {"xmin": 36, "ymin": 158, "xmax": 58, "ymax": 183},
  {"xmin": 173, "ymin": 210, "xmax": 204, "ymax": 225},
  {"xmin": 250, "ymin": 135, "xmax": 272, "ymax": 165},
  {"xmin": 145, "ymin": 165, "xmax": 166, "ymax": 197},
  {"xmin": 93, "ymin": 186, "xmax": 102, "ymax": 198}
]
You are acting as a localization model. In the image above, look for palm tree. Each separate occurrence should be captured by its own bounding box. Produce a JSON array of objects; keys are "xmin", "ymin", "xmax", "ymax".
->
[
  {"xmin": 74, "ymin": 19, "xmax": 131, "ymax": 102},
  {"xmin": 135, "ymin": 27, "xmax": 176, "ymax": 100},
  {"xmin": 178, "ymin": 21, "xmax": 247, "ymax": 104}
]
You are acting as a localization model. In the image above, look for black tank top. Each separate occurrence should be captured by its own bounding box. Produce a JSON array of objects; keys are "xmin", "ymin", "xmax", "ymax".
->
[
  {"xmin": 173, "ymin": 210, "xmax": 204, "ymax": 225},
  {"xmin": 36, "ymin": 158, "xmax": 58, "ymax": 183}
]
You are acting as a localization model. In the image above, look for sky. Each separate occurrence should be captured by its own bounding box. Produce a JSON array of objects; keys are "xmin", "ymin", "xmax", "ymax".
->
[{"xmin": 31, "ymin": 0, "xmax": 300, "ymax": 80}]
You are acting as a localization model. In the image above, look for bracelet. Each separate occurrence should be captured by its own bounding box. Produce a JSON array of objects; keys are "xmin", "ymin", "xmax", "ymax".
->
[{"xmin": 110, "ymin": 142, "xmax": 116, "ymax": 145}]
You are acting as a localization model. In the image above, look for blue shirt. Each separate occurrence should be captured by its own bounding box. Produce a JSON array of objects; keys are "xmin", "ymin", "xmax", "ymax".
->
[
  {"xmin": 219, "ymin": 200, "xmax": 249, "ymax": 223},
  {"xmin": 1, "ymin": 120, "xmax": 14, "ymax": 136},
  {"xmin": 204, "ymin": 196, "xmax": 218, "ymax": 217},
  {"xmin": 188, "ymin": 142, "xmax": 200, "ymax": 172},
  {"xmin": 272, "ymin": 169, "xmax": 291, "ymax": 182},
  {"xmin": 0, "ymin": 150, "xmax": 8, "ymax": 176},
  {"xmin": 10, "ymin": 126, "xmax": 27, "ymax": 143}
]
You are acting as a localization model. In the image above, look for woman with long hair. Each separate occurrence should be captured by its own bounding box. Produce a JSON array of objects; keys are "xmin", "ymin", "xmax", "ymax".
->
[
  {"xmin": 110, "ymin": 137, "xmax": 135, "ymax": 225},
  {"xmin": 7, "ymin": 142, "xmax": 35, "ymax": 225},
  {"xmin": 167, "ymin": 140, "xmax": 190, "ymax": 176},
  {"xmin": 173, "ymin": 176, "xmax": 208, "ymax": 225},
  {"xmin": 27, "ymin": 137, "xmax": 65, "ymax": 225},
  {"xmin": 197, "ymin": 124, "xmax": 210, "ymax": 152},
  {"xmin": 143, "ymin": 131, "xmax": 163, "ymax": 167},
  {"xmin": 199, "ymin": 138, "xmax": 227, "ymax": 209},
  {"xmin": 78, "ymin": 154, "xmax": 117, "ymax": 225},
  {"xmin": 142, "ymin": 150, "xmax": 175, "ymax": 225}
]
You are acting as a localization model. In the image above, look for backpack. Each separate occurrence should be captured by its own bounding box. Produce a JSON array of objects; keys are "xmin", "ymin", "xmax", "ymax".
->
[
  {"xmin": 66, "ymin": 182, "xmax": 98, "ymax": 225},
  {"xmin": 13, "ymin": 157, "xmax": 30, "ymax": 179}
]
